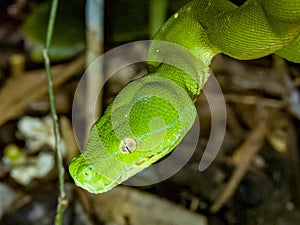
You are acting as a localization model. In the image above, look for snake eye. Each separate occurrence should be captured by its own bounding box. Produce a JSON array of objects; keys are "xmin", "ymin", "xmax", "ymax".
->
[{"xmin": 119, "ymin": 138, "xmax": 137, "ymax": 154}]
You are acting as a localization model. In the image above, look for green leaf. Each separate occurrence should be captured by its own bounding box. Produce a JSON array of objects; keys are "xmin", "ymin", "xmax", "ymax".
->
[{"xmin": 23, "ymin": 0, "xmax": 85, "ymax": 62}]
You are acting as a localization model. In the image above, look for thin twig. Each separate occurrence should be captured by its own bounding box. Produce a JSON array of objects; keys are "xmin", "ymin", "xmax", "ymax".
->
[
  {"xmin": 224, "ymin": 93, "xmax": 283, "ymax": 108},
  {"xmin": 42, "ymin": 0, "xmax": 67, "ymax": 224},
  {"xmin": 210, "ymin": 115, "xmax": 269, "ymax": 213},
  {"xmin": 0, "ymin": 55, "xmax": 84, "ymax": 126},
  {"xmin": 84, "ymin": 0, "xmax": 104, "ymax": 142}
]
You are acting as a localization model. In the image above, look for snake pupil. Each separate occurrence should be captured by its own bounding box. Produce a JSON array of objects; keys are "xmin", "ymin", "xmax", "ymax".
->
[{"xmin": 119, "ymin": 138, "xmax": 137, "ymax": 154}]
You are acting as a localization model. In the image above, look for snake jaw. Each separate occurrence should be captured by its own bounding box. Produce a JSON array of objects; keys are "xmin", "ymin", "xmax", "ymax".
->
[{"xmin": 69, "ymin": 155, "xmax": 112, "ymax": 194}]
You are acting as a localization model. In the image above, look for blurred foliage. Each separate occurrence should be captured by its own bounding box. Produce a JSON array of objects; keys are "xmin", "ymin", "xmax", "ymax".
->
[
  {"xmin": 105, "ymin": 0, "xmax": 190, "ymax": 43},
  {"xmin": 105, "ymin": 0, "xmax": 149, "ymax": 42},
  {"xmin": 22, "ymin": 0, "xmax": 193, "ymax": 60},
  {"xmin": 23, "ymin": 0, "xmax": 85, "ymax": 62}
]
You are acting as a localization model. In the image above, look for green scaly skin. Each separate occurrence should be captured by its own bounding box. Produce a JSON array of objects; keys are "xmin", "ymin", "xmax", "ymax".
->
[{"xmin": 69, "ymin": 0, "xmax": 300, "ymax": 194}]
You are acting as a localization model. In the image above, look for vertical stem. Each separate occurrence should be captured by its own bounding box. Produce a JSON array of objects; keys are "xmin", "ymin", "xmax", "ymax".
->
[
  {"xmin": 42, "ymin": 0, "xmax": 67, "ymax": 224},
  {"xmin": 84, "ymin": 0, "xmax": 104, "ymax": 142},
  {"xmin": 149, "ymin": 0, "xmax": 168, "ymax": 37},
  {"xmin": 45, "ymin": 0, "xmax": 59, "ymax": 48}
]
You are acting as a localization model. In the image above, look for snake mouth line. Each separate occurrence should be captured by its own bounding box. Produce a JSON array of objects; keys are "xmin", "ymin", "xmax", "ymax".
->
[{"xmin": 135, "ymin": 151, "xmax": 162, "ymax": 166}]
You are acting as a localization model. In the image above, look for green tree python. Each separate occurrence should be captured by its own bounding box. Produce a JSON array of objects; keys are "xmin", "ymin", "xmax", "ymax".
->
[{"xmin": 69, "ymin": 0, "xmax": 300, "ymax": 193}]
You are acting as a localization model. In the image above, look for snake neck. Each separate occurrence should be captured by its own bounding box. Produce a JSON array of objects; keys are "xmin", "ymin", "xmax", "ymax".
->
[
  {"xmin": 147, "ymin": 0, "xmax": 225, "ymax": 100},
  {"xmin": 147, "ymin": 0, "xmax": 300, "ymax": 99},
  {"xmin": 147, "ymin": 63, "xmax": 209, "ymax": 101}
]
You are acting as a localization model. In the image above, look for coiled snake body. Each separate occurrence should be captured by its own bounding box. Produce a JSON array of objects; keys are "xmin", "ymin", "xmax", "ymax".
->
[{"xmin": 69, "ymin": 0, "xmax": 300, "ymax": 193}]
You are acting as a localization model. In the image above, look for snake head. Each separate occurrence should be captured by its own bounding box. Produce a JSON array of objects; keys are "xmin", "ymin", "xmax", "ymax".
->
[{"xmin": 69, "ymin": 76, "xmax": 196, "ymax": 193}]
